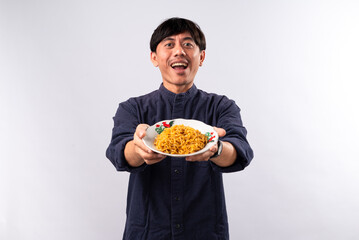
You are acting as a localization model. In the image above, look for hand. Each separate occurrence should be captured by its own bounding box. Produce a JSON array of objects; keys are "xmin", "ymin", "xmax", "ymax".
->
[
  {"xmin": 132, "ymin": 124, "xmax": 166, "ymax": 165},
  {"xmin": 185, "ymin": 127, "xmax": 226, "ymax": 162}
]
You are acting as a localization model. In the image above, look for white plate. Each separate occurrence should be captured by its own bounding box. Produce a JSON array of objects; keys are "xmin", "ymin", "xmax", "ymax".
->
[{"xmin": 142, "ymin": 118, "xmax": 218, "ymax": 157}]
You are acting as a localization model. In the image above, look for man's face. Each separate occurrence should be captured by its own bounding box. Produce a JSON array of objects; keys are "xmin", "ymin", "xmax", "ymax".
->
[{"xmin": 150, "ymin": 32, "xmax": 205, "ymax": 93}]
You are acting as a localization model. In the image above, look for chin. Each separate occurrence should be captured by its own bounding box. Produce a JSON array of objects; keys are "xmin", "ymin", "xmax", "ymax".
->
[
  {"xmin": 173, "ymin": 77, "xmax": 193, "ymax": 84},
  {"xmin": 174, "ymin": 81, "xmax": 192, "ymax": 87}
]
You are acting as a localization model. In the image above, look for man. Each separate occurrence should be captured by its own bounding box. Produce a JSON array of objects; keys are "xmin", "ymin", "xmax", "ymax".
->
[{"xmin": 106, "ymin": 17, "xmax": 253, "ymax": 240}]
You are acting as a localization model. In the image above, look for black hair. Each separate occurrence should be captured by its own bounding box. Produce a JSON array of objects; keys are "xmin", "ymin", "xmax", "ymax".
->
[{"xmin": 150, "ymin": 17, "xmax": 206, "ymax": 52}]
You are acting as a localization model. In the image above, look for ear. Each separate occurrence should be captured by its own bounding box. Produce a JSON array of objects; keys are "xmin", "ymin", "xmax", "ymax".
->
[
  {"xmin": 199, "ymin": 50, "xmax": 205, "ymax": 66},
  {"xmin": 150, "ymin": 52, "xmax": 159, "ymax": 67}
]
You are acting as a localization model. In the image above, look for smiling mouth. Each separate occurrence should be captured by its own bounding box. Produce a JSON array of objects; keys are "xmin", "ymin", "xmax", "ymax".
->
[{"xmin": 171, "ymin": 62, "xmax": 188, "ymax": 70}]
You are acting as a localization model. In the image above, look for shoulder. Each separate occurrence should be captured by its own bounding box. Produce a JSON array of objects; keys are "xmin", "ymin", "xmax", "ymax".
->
[
  {"xmin": 121, "ymin": 89, "xmax": 159, "ymax": 107},
  {"xmin": 114, "ymin": 89, "xmax": 159, "ymax": 117},
  {"xmin": 197, "ymin": 88, "xmax": 239, "ymax": 109}
]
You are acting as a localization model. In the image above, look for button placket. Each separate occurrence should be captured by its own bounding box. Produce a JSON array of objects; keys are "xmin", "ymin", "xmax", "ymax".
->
[
  {"xmin": 171, "ymin": 158, "xmax": 184, "ymax": 235},
  {"xmin": 172, "ymin": 95, "xmax": 185, "ymax": 119},
  {"xmin": 170, "ymin": 93, "xmax": 187, "ymax": 236}
]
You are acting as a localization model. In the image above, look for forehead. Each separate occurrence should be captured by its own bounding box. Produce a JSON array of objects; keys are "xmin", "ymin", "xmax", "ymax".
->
[{"xmin": 161, "ymin": 32, "xmax": 194, "ymax": 41}]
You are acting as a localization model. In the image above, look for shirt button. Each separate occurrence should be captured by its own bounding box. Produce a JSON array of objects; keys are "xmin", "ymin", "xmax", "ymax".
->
[
  {"xmin": 174, "ymin": 196, "xmax": 180, "ymax": 201},
  {"xmin": 174, "ymin": 169, "xmax": 180, "ymax": 174},
  {"xmin": 175, "ymin": 223, "xmax": 181, "ymax": 229}
]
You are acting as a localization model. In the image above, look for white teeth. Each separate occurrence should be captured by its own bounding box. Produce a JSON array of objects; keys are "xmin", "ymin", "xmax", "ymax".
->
[{"xmin": 171, "ymin": 62, "xmax": 188, "ymax": 67}]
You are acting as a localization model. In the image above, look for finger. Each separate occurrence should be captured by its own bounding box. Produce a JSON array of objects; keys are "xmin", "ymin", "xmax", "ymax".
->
[
  {"xmin": 186, "ymin": 154, "xmax": 210, "ymax": 162},
  {"xmin": 186, "ymin": 149, "xmax": 215, "ymax": 162},
  {"xmin": 144, "ymin": 155, "xmax": 166, "ymax": 165},
  {"xmin": 134, "ymin": 136, "xmax": 152, "ymax": 153},
  {"xmin": 137, "ymin": 147, "xmax": 165, "ymax": 161},
  {"xmin": 145, "ymin": 153, "xmax": 166, "ymax": 161},
  {"xmin": 136, "ymin": 124, "xmax": 150, "ymax": 139},
  {"xmin": 145, "ymin": 159, "xmax": 162, "ymax": 165},
  {"xmin": 134, "ymin": 124, "xmax": 151, "ymax": 153},
  {"xmin": 209, "ymin": 144, "xmax": 218, "ymax": 152}
]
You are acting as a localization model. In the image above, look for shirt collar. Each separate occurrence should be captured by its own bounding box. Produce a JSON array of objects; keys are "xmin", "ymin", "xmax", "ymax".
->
[{"xmin": 159, "ymin": 83, "xmax": 198, "ymax": 100}]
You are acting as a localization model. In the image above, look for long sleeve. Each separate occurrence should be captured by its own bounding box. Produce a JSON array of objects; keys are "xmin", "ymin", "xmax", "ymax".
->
[
  {"xmin": 105, "ymin": 100, "xmax": 146, "ymax": 172},
  {"xmin": 210, "ymin": 96, "xmax": 254, "ymax": 173}
]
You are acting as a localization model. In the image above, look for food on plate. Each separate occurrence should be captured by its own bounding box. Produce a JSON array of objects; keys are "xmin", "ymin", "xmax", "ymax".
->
[{"xmin": 154, "ymin": 124, "xmax": 208, "ymax": 154}]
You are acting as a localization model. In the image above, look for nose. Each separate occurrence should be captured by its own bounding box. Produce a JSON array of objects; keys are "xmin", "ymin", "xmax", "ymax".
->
[{"xmin": 174, "ymin": 44, "xmax": 186, "ymax": 56}]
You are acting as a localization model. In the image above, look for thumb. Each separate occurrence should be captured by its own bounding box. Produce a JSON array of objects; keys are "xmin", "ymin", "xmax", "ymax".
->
[
  {"xmin": 213, "ymin": 127, "xmax": 226, "ymax": 138},
  {"xmin": 139, "ymin": 131, "xmax": 145, "ymax": 139},
  {"xmin": 137, "ymin": 124, "xmax": 149, "ymax": 139}
]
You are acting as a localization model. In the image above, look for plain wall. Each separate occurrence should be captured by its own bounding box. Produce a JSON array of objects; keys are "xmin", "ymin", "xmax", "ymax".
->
[{"xmin": 1, "ymin": 0, "xmax": 359, "ymax": 239}]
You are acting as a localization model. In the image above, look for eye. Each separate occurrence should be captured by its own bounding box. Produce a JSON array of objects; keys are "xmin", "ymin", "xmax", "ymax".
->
[
  {"xmin": 164, "ymin": 42, "xmax": 173, "ymax": 47},
  {"xmin": 183, "ymin": 42, "xmax": 194, "ymax": 48}
]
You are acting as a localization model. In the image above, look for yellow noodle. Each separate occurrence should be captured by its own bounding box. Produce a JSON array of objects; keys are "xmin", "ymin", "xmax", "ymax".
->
[{"xmin": 154, "ymin": 124, "xmax": 208, "ymax": 154}]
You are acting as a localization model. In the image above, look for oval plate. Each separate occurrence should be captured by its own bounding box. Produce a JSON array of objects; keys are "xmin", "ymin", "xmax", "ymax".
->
[{"xmin": 142, "ymin": 118, "xmax": 218, "ymax": 157}]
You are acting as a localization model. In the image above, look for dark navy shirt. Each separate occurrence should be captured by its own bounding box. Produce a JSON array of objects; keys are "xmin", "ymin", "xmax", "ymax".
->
[{"xmin": 106, "ymin": 84, "xmax": 253, "ymax": 240}]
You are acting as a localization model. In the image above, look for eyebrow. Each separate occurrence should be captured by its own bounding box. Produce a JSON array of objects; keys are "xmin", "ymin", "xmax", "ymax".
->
[{"xmin": 162, "ymin": 36, "xmax": 195, "ymax": 42}]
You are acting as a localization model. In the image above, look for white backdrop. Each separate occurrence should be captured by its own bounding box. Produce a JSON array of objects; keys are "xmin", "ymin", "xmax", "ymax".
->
[{"xmin": 1, "ymin": 0, "xmax": 359, "ymax": 239}]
